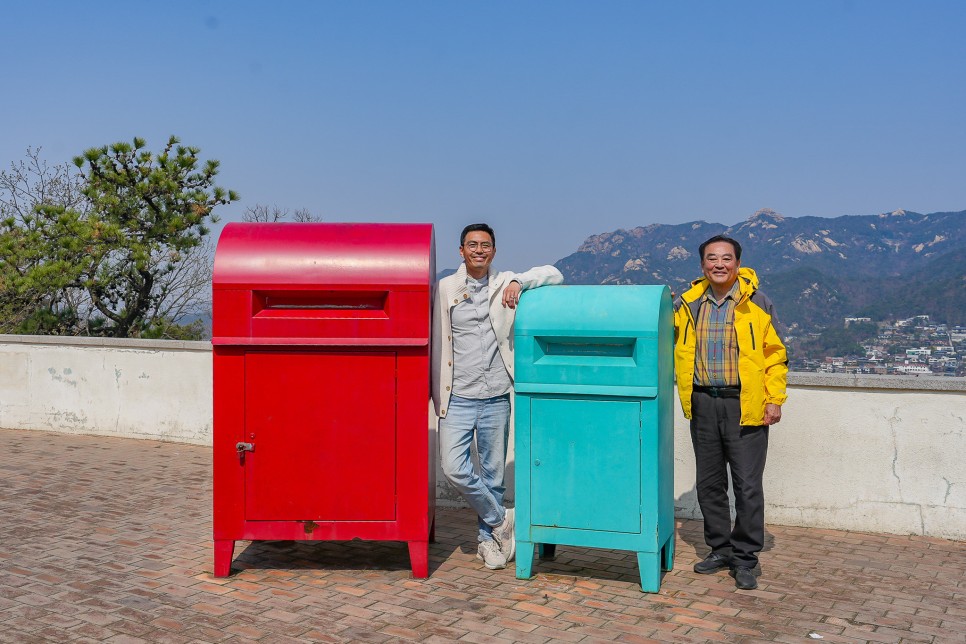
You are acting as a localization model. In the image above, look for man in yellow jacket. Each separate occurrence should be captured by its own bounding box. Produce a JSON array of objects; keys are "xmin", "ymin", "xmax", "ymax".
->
[{"xmin": 673, "ymin": 235, "xmax": 788, "ymax": 590}]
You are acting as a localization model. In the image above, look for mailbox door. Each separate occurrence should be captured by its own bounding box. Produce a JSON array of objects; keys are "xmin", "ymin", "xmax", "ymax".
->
[
  {"xmin": 530, "ymin": 397, "xmax": 641, "ymax": 534},
  {"xmin": 244, "ymin": 350, "xmax": 396, "ymax": 521}
]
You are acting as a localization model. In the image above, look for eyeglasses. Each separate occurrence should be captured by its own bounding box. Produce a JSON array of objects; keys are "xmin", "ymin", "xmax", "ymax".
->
[{"xmin": 463, "ymin": 242, "xmax": 493, "ymax": 251}]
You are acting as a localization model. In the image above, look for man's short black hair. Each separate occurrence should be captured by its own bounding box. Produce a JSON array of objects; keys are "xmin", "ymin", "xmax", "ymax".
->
[
  {"xmin": 460, "ymin": 223, "xmax": 496, "ymax": 247},
  {"xmin": 699, "ymin": 235, "xmax": 742, "ymax": 261}
]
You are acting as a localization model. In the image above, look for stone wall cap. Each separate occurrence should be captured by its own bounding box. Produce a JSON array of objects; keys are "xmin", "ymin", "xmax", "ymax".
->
[
  {"xmin": 1, "ymin": 334, "xmax": 963, "ymax": 390},
  {"xmin": 788, "ymin": 371, "xmax": 966, "ymax": 392},
  {"xmin": 0, "ymin": 333, "xmax": 211, "ymax": 352}
]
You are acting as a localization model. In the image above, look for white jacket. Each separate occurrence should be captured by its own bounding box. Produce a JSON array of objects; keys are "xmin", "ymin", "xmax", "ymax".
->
[{"xmin": 431, "ymin": 262, "xmax": 563, "ymax": 418}]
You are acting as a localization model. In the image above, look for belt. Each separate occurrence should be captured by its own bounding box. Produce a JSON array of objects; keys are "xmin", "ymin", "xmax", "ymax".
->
[{"xmin": 693, "ymin": 385, "xmax": 741, "ymax": 398}]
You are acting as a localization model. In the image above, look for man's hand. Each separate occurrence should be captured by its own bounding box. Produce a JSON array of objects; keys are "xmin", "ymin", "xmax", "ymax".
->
[
  {"xmin": 764, "ymin": 403, "xmax": 782, "ymax": 426},
  {"xmin": 502, "ymin": 281, "xmax": 522, "ymax": 309}
]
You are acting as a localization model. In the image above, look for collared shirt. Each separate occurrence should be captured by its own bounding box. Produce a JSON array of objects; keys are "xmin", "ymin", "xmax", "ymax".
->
[
  {"xmin": 451, "ymin": 274, "xmax": 512, "ymax": 399},
  {"xmin": 694, "ymin": 280, "xmax": 740, "ymax": 388}
]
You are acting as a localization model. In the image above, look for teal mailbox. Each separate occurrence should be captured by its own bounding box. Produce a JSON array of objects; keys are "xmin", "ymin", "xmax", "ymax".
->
[{"xmin": 513, "ymin": 285, "xmax": 674, "ymax": 592}]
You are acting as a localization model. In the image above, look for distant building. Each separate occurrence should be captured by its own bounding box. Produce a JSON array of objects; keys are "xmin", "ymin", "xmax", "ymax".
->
[
  {"xmin": 845, "ymin": 317, "xmax": 872, "ymax": 327},
  {"xmin": 896, "ymin": 315, "xmax": 930, "ymax": 328},
  {"xmin": 895, "ymin": 365, "xmax": 932, "ymax": 375}
]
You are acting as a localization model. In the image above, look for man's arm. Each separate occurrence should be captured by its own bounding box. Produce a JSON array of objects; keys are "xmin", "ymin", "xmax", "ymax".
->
[
  {"xmin": 763, "ymin": 403, "xmax": 782, "ymax": 425},
  {"xmin": 502, "ymin": 281, "xmax": 522, "ymax": 309},
  {"xmin": 752, "ymin": 291, "xmax": 789, "ymax": 411},
  {"xmin": 513, "ymin": 265, "xmax": 564, "ymax": 290},
  {"xmin": 501, "ymin": 265, "xmax": 563, "ymax": 308},
  {"xmin": 761, "ymin": 315, "xmax": 788, "ymax": 419}
]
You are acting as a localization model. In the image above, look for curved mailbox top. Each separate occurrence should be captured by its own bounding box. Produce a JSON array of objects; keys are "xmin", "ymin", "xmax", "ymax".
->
[
  {"xmin": 213, "ymin": 222, "xmax": 435, "ymax": 289},
  {"xmin": 514, "ymin": 285, "xmax": 673, "ymax": 397},
  {"xmin": 515, "ymin": 285, "xmax": 669, "ymax": 337},
  {"xmin": 211, "ymin": 222, "xmax": 435, "ymax": 347}
]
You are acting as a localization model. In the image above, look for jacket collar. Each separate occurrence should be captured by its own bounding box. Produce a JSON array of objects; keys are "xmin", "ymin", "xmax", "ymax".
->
[
  {"xmin": 447, "ymin": 263, "xmax": 500, "ymax": 306},
  {"xmin": 455, "ymin": 261, "xmax": 498, "ymax": 281},
  {"xmin": 682, "ymin": 266, "xmax": 760, "ymax": 305}
]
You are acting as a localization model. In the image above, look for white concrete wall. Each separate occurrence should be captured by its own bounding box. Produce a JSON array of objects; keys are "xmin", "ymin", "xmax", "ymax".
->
[
  {"xmin": 0, "ymin": 335, "xmax": 213, "ymax": 445},
  {"xmin": 1, "ymin": 335, "xmax": 963, "ymax": 540},
  {"xmin": 672, "ymin": 374, "xmax": 966, "ymax": 541}
]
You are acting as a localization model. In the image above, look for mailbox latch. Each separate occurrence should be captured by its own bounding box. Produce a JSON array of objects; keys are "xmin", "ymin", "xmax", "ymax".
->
[{"xmin": 236, "ymin": 442, "xmax": 255, "ymax": 463}]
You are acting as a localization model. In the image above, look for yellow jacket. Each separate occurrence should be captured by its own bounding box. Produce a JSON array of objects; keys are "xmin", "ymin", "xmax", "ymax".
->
[{"xmin": 673, "ymin": 266, "xmax": 788, "ymax": 425}]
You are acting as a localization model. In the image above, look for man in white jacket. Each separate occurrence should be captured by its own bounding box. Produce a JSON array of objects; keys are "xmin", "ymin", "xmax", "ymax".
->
[{"xmin": 431, "ymin": 223, "xmax": 563, "ymax": 570}]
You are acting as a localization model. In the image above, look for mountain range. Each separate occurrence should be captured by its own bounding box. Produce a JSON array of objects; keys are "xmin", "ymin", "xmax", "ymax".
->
[{"xmin": 553, "ymin": 208, "xmax": 966, "ymax": 335}]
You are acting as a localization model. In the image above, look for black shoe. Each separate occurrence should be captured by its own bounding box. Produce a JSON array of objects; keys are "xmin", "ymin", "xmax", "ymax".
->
[
  {"xmin": 693, "ymin": 552, "xmax": 731, "ymax": 574},
  {"xmin": 730, "ymin": 566, "xmax": 758, "ymax": 590}
]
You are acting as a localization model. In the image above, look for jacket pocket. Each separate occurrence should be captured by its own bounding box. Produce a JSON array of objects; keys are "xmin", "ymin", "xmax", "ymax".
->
[{"xmin": 749, "ymin": 322, "xmax": 756, "ymax": 350}]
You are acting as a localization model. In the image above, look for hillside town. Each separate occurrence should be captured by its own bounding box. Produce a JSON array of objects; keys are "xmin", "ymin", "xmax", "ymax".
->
[{"xmin": 790, "ymin": 315, "xmax": 965, "ymax": 376}]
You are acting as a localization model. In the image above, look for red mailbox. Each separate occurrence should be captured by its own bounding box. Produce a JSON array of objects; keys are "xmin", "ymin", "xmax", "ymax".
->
[{"xmin": 212, "ymin": 222, "xmax": 436, "ymax": 578}]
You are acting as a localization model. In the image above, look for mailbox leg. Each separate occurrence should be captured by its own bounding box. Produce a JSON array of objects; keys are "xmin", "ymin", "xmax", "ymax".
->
[
  {"xmin": 213, "ymin": 540, "xmax": 235, "ymax": 577},
  {"xmin": 408, "ymin": 541, "xmax": 429, "ymax": 579},
  {"xmin": 538, "ymin": 543, "xmax": 557, "ymax": 560},
  {"xmin": 637, "ymin": 552, "xmax": 661, "ymax": 593},
  {"xmin": 515, "ymin": 541, "xmax": 535, "ymax": 579},
  {"xmin": 661, "ymin": 535, "xmax": 675, "ymax": 572}
]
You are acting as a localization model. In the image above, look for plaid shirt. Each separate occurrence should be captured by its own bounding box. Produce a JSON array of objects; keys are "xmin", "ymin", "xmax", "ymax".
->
[{"xmin": 694, "ymin": 281, "xmax": 740, "ymax": 387}]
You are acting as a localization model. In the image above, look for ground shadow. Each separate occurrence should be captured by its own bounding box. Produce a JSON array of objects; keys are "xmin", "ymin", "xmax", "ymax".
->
[
  {"xmin": 517, "ymin": 543, "xmax": 670, "ymax": 590},
  {"xmin": 675, "ymin": 481, "xmax": 775, "ymax": 562},
  {"xmin": 675, "ymin": 484, "xmax": 706, "ymax": 560},
  {"xmin": 230, "ymin": 537, "xmax": 446, "ymax": 577}
]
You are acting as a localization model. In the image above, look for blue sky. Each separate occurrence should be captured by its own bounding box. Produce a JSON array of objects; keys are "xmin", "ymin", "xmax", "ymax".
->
[{"xmin": 2, "ymin": 1, "xmax": 964, "ymax": 269}]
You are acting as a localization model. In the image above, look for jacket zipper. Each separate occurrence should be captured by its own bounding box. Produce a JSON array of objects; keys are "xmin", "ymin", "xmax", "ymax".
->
[
  {"xmin": 749, "ymin": 322, "xmax": 756, "ymax": 350},
  {"xmin": 683, "ymin": 301, "xmax": 697, "ymax": 345}
]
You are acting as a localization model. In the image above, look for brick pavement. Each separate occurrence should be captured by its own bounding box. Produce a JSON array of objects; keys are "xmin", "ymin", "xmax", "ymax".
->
[{"xmin": 1, "ymin": 427, "xmax": 963, "ymax": 643}]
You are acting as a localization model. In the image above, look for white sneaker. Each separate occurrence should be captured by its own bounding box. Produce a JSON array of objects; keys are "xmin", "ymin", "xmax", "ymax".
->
[
  {"xmin": 492, "ymin": 508, "xmax": 516, "ymax": 563},
  {"xmin": 476, "ymin": 540, "xmax": 507, "ymax": 570}
]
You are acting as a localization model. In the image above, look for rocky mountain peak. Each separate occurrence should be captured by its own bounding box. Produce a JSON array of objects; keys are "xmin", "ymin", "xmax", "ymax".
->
[
  {"xmin": 753, "ymin": 207, "xmax": 782, "ymax": 218},
  {"xmin": 747, "ymin": 208, "xmax": 785, "ymax": 224},
  {"xmin": 554, "ymin": 207, "xmax": 966, "ymax": 332}
]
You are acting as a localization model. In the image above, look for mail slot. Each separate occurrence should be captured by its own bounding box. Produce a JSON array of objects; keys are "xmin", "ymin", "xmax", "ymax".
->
[
  {"xmin": 212, "ymin": 222, "xmax": 436, "ymax": 578},
  {"xmin": 513, "ymin": 285, "xmax": 674, "ymax": 592}
]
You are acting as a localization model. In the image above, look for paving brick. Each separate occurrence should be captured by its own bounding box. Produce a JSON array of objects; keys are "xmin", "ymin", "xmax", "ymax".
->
[
  {"xmin": 459, "ymin": 633, "xmax": 519, "ymax": 644},
  {"xmin": 513, "ymin": 601, "xmax": 563, "ymax": 619},
  {"xmin": 2, "ymin": 427, "xmax": 963, "ymax": 643}
]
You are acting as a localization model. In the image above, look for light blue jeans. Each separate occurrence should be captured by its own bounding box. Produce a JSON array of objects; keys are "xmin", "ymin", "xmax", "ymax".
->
[{"xmin": 439, "ymin": 394, "xmax": 510, "ymax": 543}]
